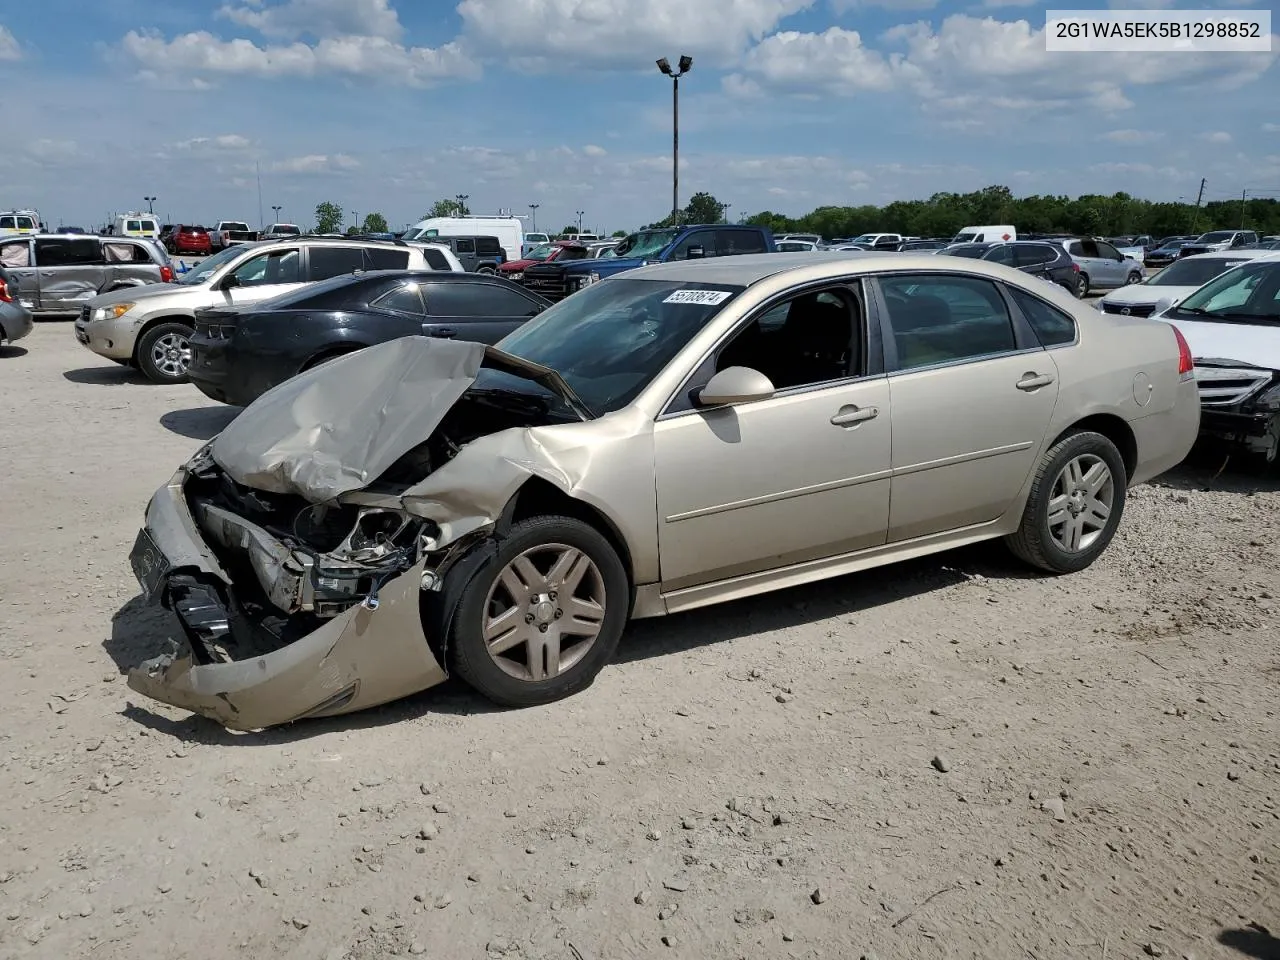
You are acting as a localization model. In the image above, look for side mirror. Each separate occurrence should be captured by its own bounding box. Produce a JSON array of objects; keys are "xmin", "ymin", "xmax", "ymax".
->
[
  {"xmin": 686, "ymin": 245, "xmax": 705, "ymax": 259},
  {"xmin": 1153, "ymin": 296, "xmax": 1175, "ymax": 316},
  {"xmin": 697, "ymin": 366, "xmax": 775, "ymax": 407},
  {"xmin": 220, "ymin": 273, "xmax": 240, "ymax": 290}
]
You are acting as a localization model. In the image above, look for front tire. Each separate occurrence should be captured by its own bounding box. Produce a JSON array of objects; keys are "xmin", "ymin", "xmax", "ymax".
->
[
  {"xmin": 136, "ymin": 321, "xmax": 193, "ymax": 384},
  {"xmin": 1076, "ymin": 273, "xmax": 1090, "ymax": 298},
  {"xmin": 1126, "ymin": 270, "xmax": 1143, "ymax": 285},
  {"xmin": 446, "ymin": 515, "xmax": 628, "ymax": 708},
  {"xmin": 1005, "ymin": 430, "xmax": 1126, "ymax": 574}
]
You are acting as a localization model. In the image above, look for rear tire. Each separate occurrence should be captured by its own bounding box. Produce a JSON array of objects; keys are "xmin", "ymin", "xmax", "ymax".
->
[
  {"xmin": 445, "ymin": 515, "xmax": 629, "ymax": 708},
  {"xmin": 1006, "ymin": 430, "xmax": 1126, "ymax": 574},
  {"xmin": 1076, "ymin": 273, "xmax": 1090, "ymax": 298},
  {"xmin": 136, "ymin": 321, "xmax": 193, "ymax": 384},
  {"xmin": 476, "ymin": 265, "xmax": 497, "ymax": 275}
]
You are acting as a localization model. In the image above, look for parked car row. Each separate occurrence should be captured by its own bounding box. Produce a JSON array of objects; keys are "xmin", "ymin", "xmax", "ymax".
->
[{"xmin": 0, "ymin": 233, "xmax": 175, "ymax": 315}]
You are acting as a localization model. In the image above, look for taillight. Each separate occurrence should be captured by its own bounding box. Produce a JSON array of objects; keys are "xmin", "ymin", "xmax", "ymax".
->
[
  {"xmin": 1172, "ymin": 325, "xmax": 1194, "ymax": 377},
  {"xmin": 160, "ymin": 265, "xmax": 174, "ymax": 282},
  {"xmin": 0, "ymin": 277, "xmax": 10, "ymax": 302},
  {"xmin": 1072, "ymin": 262, "xmax": 1080, "ymax": 273}
]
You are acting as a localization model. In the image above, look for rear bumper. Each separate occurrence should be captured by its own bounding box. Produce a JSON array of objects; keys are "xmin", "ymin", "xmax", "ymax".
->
[
  {"xmin": 1129, "ymin": 376, "xmax": 1201, "ymax": 485},
  {"xmin": 0, "ymin": 303, "xmax": 34, "ymax": 343},
  {"xmin": 125, "ymin": 469, "xmax": 448, "ymax": 730}
]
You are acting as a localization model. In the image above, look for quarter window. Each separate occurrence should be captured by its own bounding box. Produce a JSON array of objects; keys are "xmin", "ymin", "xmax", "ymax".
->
[
  {"xmin": 453, "ymin": 238, "xmax": 476, "ymax": 255},
  {"xmin": 879, "ymin": 274, "xmax": 1018, "ymax": 370},
  {"xmin": 363, "ymin": 248, "xmax": 410, "ymax": 270},
  {"xmin": 372, "ymin": 284, "xmax": 426, "ymax": 315},
  {"xmin": 1014, "ymin": 245, "xmax": 1053, "ymax": 268},
  {"xmin": 306, "ymin": 246, "xmax": 364, "ymax": 281},
  {"xmin": 1008, "ymin": 287, "xmax": 1076, "ymax": 346},
  {"xmin": 421, "ymin": 249, "xmax": 450, "ymax": 271}
]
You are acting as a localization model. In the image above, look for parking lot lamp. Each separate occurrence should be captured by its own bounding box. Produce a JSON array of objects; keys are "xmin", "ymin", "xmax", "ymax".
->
[
  {"xmin": 144, "ymin": 196, "xmax": 156, "ymax": 214},
  {"xmin": 656, "ymin": 55, "xmax": 692, "ymax": 224}
]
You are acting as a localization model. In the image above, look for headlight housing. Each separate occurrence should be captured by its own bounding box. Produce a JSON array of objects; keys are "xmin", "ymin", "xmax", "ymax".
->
[
  {"xmin": 508, "ymin": 271, "xmax": 523, "ymax": 281},
  {"xmin": 1256, "ymin": 380, "xmax": 1280, "ymax": 412},
  {"xmin": 93, "ymin": 302, "xmax": 135, "ymax": 321}
]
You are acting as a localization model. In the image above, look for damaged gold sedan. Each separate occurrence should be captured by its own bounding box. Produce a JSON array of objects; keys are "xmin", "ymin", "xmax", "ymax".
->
[{"xmin": 126, "ymin": 254, "xmax": 1201, "ymax": 729}]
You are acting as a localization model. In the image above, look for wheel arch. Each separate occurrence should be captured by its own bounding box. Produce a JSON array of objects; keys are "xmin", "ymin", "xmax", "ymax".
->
[
  {"xmin": 1054, "ymin": 413, "xmax": 1137, "ymax": 483},
  {"xmin": 130, "ymin": 314, "xmax": 195, "ymax": 362},
  {"xmin": 300, "ymin": 341, "xmax": 367, "ymax": 372}
]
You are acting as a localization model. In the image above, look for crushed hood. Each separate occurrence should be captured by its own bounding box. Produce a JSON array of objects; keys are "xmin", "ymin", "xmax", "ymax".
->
[
  {"xmin": 1156, "ymin": 315, "xmax": 1280, "ymax": 371},
  {"xmin": 212, "ymin": 337, "xmax": 487, "ymax": 502}
]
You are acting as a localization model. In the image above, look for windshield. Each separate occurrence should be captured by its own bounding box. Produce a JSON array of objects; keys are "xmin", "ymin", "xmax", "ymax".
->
[
  {"xmin": 613, "ymin": 229, "xmax": 678, "ymax": 259},
  {"xmin": 526, "ymin": 244, "xmax": 555, "ymax": 261},
  {"xmin": 939, "ymin": 244, "xmax": 988, "ymax": 259},
  {"xmin": 271, "ymin": 225, "xmax": 301, "ymax": 234},
  {"xmin": 495, "ymin": 278, "xmax": 746, "ymax": 415},
  {"xmin": 175, "ymin": 244, "xmax": 246, "ymax": 284},
  {"xmin": 1196, "ymin": 231, "xmax": 1234, "ymax": 244},
  {"xmin": 1149, "ymin": 257, "xmax": 1251, "ymax": 287},
  {"xmin": 1170, "ymin": 261, "xmax": 1280, "ymax": 323},
  {"xmin": 953, "ymin": 232, "xmax": 978, "ymax": 243}
]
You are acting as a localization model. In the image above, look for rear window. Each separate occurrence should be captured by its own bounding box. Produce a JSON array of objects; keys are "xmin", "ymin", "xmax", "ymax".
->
[
  {"xmin": 273, "ymin": 225, "xmax": 301, "ymax": 235},
  {"xmin": 364, "ymin": 248, "xmax": 410, "ymax": 270},
  {"xmin": 223, "ymin": 222, "xmax": 250, "ymax": 232},
  {"xmin": 141, "ymin": 220, "xmax": 157, "ymax": 232},
  {"xmin": 422, "ymin": 249, "xmax": 449, "ymax": 270},
  {"xmin": 475, "ymin": 237, "xmax": 502, "ymax": 254}
]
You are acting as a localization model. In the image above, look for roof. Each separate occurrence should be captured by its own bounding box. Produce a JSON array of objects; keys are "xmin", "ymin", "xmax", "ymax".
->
[{"xmin": 622, "ymin": 251, "xmax": 906, "ymax": 284}]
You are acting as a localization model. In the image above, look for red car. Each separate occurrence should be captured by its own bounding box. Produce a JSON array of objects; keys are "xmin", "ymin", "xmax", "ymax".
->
[
  {"xmin": 498, "ymin": 239, "xmax": 590, "ymax": 280},
  {"xmin": 168, "ymin": 225, "xmax": 212, "ymax": 255}
]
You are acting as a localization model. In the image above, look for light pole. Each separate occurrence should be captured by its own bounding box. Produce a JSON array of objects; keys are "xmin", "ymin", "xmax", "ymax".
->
[
  {"xmin": 352, "ymin": 211, "xmax": 358, "ymax": 234},
  {"xmin": 456, "ymin": 194, "xmax": 469, "ymax": 216},
  {"xmin": 271, "ymin": 204, "xmax": 282, "ymax": 223},
  {"xmin": 144, "ymin": 196, "xmax": 156, "ymax": 214},
  {"xmin": 529, "ymin": 203, "xmax": 539, "ymax": 233},
  {"xmin": 576, "ymin": 210, "xmax": 584, "ymax": 234},
  {"xmin": 723, "ymin": 202, "xmax": 732, "ymax": 224},
  {"xmin": 656, "ymin": 55, "xmax": 693, "ymax": 225}
]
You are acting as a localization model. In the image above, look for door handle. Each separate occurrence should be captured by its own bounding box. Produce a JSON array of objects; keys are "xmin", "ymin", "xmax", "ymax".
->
[
  {"xmin": 1016, "ymin": 373, "xmax": 1055, "ymax": 391},
  {"xmin": 428, "ymin": 328, "xmax": 456, "ymax": 338},
  {"xmin": 830, "ymin": 405, "xmax": 878, "ymax": 426}
]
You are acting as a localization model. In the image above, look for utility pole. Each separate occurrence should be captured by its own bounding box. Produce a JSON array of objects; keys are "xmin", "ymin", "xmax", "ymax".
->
[
  {"xmin": 1240, "ymin": 188, "xmax": 1247, "ymax": 229},
  {"xmin": 1192, "ymin": 177, "xmax": 1206, "ymax": 232},
  {"xmin": 528, "ymin": 203, "xmax": 539, "ymax": 232},
  {"xmin": 255, "ymin": 161, "xmax": 264, "ymax": 231}
]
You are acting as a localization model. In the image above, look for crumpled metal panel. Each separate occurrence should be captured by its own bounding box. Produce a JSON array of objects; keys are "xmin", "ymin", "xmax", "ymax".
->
[{"xmin": 211, "ymin": 337, "xmax": 486, "ymax": 503}]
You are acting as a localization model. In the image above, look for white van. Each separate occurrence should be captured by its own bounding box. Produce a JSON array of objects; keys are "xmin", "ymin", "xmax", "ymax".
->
[
  {"xmin": 403, "ymin": 216, "xmax": 523, "ymax": 263},
  {"xmin": 0, "ymin": 210, "xmax": 40, "ymax": 236},
  {"xmin": 952, "ymin": 225, "xmax": 1017, "ymax": 244},
  {"xmin": 114, "ymin": 213, "xmax": 161, "ymax": 239}
]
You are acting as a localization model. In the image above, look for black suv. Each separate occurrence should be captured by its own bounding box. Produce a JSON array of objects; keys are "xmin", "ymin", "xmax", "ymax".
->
[
  {"xmin": 939, "ymin": 241, "xmax": 1079, "ymax": 294},
  {"xmin": 425, "ymin": 235, "xmax": 506, "ymax": 273}
]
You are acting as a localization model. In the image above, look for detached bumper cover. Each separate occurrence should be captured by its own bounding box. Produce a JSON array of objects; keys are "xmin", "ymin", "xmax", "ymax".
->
[{"xmin": 125, "ymin": 471, "xmax": 447, "ymax": 731}]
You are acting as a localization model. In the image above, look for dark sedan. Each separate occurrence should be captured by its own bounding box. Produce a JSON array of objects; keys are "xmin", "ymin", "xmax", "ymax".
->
[
  {"xmin": 1144, "ymin": 239, "xmax": 1196, "ymax": 268},
  {"xmin": 937, "ymin": 240, "xmax": 1080, "ymax": 294},
  {"xmin": 188, "ymin": 270, "xmax": 551, "ymax": 406}
]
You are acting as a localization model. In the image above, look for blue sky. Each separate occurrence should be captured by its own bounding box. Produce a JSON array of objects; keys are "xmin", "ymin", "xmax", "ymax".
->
[{"xmin": 1, "ymin": 0, "xmax": 1277, "ymax": 234}]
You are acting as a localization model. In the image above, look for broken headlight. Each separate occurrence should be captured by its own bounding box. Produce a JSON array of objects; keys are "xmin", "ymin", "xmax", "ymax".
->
[{"xmin": 1255, "ymin": 380, "xmax": 1280, "ymax": 412}]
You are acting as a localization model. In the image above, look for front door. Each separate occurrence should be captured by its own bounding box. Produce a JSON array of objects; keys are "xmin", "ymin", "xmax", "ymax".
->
[
  {"xmin": 223, "ymin": 247, "xmax": 304, "ymax": 307},
  {"xmin": 1093, "ymin": 240, "xmax": 1129, "ymax": 286},
  {"xmin": 654, "ymin": 284, "xmax": 891, "ymax": 591},
  {"xmin": 32, "ymin": 236, "xmax": 107, "ymax": 312},
  {"xmin": 874, "ymin": 272, "xmax": 1060, "ymax": 542}
]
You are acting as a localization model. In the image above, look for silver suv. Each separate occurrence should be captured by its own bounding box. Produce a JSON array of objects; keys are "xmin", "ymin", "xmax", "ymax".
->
[
  {"xmin": 75, "ymin": 236, "xmax": 441, "ymax": 384},
  {"xmin": 1047, "ymin": 237, "xmax": 1145, "ymax": 297},
  {"xmin": 0, "ymin": 234, "xmax": 173, "ymax": 315}
]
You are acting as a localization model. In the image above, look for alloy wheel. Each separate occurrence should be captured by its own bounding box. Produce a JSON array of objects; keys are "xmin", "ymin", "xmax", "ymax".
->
[
  {"xmin": 1046, "ymin": 454, "xmax": 1114, "ymax": 553},
  {"xmin": 150, "ymin": 332, "xmax": 190, "ymax": 378},
  {"xmin": 481, "ymin": 543, "xmax": 606, "ymax": 682}
]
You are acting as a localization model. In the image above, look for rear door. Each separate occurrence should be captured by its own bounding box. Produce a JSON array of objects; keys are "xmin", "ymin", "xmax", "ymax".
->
[
  {"xmin": 33, "ymin": 236, "xmax": 107, "ymax": 311},
  {"xmin": 715, "ymin": 229, "xmax": 767, "ymax": 256},
  {"xmin": 669, "ymin": 230, "xmax": 719, "ymax": 260},
  {"xmin": 0, "ymin": 239, "xmax": 37, "ymax": 307},
  {"xmin": 452, "ymin": 238, "xmax": 478, "ymax": 271},
  {"xmin": 421, "ymin": 280, "xmax": 544, "ymax": 343}
]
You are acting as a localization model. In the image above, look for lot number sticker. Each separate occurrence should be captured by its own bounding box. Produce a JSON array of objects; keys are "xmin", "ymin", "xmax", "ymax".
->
[{"xmin": 664, "ymin": 289, "xmax": 733, "ymax": 305}]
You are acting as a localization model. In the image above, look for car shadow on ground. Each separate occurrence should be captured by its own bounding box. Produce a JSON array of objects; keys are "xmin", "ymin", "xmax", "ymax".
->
[
  {"xmin": 160, "ymin": 406, "xmax": 240, "ymax": 440},
  {"xmin": 0, "ymin": 345, "xmax": 28, "ymax": 358},
  {"xmin": 62, "ymin": 364, "xmax": 146, "ymax": 385},
  {"xmin": 1154, "ymin": 440, "xmax": 1280, "ymax": 495},
  {"xmin": 1219, "ymin": 924, "xmax": 1280, "ymax": 960},
  {"xmin": 106, "ymin": 541, "xmax": 1015, "ymax": 745}
]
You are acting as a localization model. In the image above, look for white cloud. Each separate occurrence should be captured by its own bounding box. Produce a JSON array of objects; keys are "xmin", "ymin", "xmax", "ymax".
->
[
  {"xmin": 119, "ymin": 30, "xmax": 478, "ymax": 87},
  {"xmin": 1201, "ymin": 131, "xmax": 1233, "ymax": 143},
  {"xmin": 270, "ymin": 153, "xmax": 360, "ymax": 173},
  {"xmin": 175, "ymin": 134, "xmax": 253, "ymax": 150},
  {"xmin": 981, "ymin": 0, "xmax": 1037, "ymax": 7},
  {"xmin": 217, "ymin": 0, "xmax": 403, "ymax": 41},
  {"xmin": 1102, "ymin": 129, "xmax": 1163, "ymax": 143},
  {"xmin": 582, "ymin": 144, "xmax": 608, "ymax": 157},
  {"xmin": 726, "ymin": 27, "xmax": 896, "ymax": 96},
  {"xmin": 457, "ymin": 0, "xmax": 815, "ymax": 68},
  {"xmin": 1263, "ymin": 122, "xmax": 1280, "ymax": 132},
  {"xmin": 0, "ymin": 24, "xmax": 20, "ymax": 60},
  {"xmin": 829, "ymin": 0, "xmax": 937, "ymax": 10}
]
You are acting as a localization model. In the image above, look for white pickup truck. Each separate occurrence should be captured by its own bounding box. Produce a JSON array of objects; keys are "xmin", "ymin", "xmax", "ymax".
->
[{"xmin": 210, "ymin": 220, "xmax": 256, "ymax": 250}]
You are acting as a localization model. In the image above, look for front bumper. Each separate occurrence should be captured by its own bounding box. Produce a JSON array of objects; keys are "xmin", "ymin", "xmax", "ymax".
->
[
  {"xmin": 125, "ymin": 469, "xmax": 448, "ymax": 730},
  {"xmin": 75, "ymin": 308, "xmax": 139, "ymax": 361}
]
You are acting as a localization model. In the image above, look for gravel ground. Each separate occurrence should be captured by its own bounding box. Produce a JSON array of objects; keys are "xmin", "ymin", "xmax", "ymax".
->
[{"xmin": 1, "ymin": 321, "xmax": 1277, "ymax": 960}]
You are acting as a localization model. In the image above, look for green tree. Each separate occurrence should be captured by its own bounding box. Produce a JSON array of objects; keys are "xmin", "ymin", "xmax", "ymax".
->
[
  {"xmin": 611, "ymin": 229, "xmax": 628, "ymax": 238},
  {"xmin": 315, "ymin": 201, "xmax": 343, "ymax": 234},
  {"xmin": 683, "ymin": 191, "xmax": 724, "ymax": 224},
  {"xmin": 424, "ymin": 198, "xmax": 463, "ymax": 219},
  {"xmin": 345, "ymin": 225, "xmax": 360, "ymax": 236},
  {"xmin": 561, "ymin": 225, "xmax": 579, "ymax": 236},
  {"xmin": 362, "ymin": 212, "xmax": 389, "ymax": 233}
]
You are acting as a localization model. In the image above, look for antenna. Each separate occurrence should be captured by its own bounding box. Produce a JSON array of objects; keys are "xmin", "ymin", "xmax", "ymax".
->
[{"xmin": 256, "ymin": 161, "xmax": 264, "ymax": 230}]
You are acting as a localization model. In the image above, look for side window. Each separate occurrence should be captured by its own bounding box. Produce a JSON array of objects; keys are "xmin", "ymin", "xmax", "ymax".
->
[
  {"xmin": 142, "ymin": 220, "xmax": 157, "ymax": 233},
  {"xmin": 424, "ymin": 282, "xmax": 541, "ymax": 318},
  {"xmin": 984, "ymin": 245, "xmax": 1016, "ymax": 266},
  {"xmin": 422, "ymin": 249, "xmax": 449, "ymax": 270},
  {"xmin": 671, "ymin": 231, "xmax": 717, "ymax": 260},
  {"xmin": 0, "ymin": 241, "xmax": 30, "ymax": 267},
  {"xmin": 363, "ymin": 248, "xmax": 410, "ymax": 270},
  {"xmin": 453, "ymin": 238, "xmax": 476, "ymax": 255},
  {"xmin": 1096, "ymin": 241, "xmax": 1122, "ymax": 260},
  {"xmin": 233, "ymin": 249, "xmax": 301, "ymax": 286},
  {"xmin": 127, "ymin": 220, "xmax": 141, "ymax": 232},
  {"xmin": 1015, "ymin": 245, "xmax": 1053, "ymax": 268},
  {"xmin": 1067, "ymin": 241, "xmax": 1084, "ymax": 257},
  {"xmin": 0, "ymin": 217, "xmax": 14, "ymax": 229},
  {"xmin": 36, "ymin": 237, "xmax": 103, "ymax": 266},
  {"xmin": 1078, "ymin": 240, "xmax": 1101, "ymax": 258},
  {"xmin": 716, "ymin": 230, "xmax": 766, "ymax": 255},
  {"xmin": 712, "ymin": 287, "xmax": 859, "ymax": 392},
  {"xmin": 306, "ymin": 246, "xmax": 364, "ymax": 281},
  {"xmin": 475, "ymin": 237, "xmax": 501, "ymax": 255},
  {"xmin": 879, "ymin": 274, "xmax": 1017, "ymax": 371},
  {"xmin": 1008, "ymin": 287, "xmax": 1076, "ymax": 347},
  {"xmin": 372, "ymin": 284, "xmax": 426, "ymax": 315}
]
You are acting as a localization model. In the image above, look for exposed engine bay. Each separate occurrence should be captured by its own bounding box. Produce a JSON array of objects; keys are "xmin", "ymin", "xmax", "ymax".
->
[{"xmin": 169, "ymin": 386, "xmax": 562, "ymax": 666}]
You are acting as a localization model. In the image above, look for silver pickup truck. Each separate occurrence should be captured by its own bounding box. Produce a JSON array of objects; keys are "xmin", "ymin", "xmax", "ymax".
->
[{"xmin": 0, "ymin": 234, "xmax": 173, "ymax": 315}]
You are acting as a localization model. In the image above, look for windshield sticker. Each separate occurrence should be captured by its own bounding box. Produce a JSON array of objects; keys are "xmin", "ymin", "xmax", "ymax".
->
[{"xmin": 664, "ymin": 289, "xmax": 732, "ymax": 305}]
